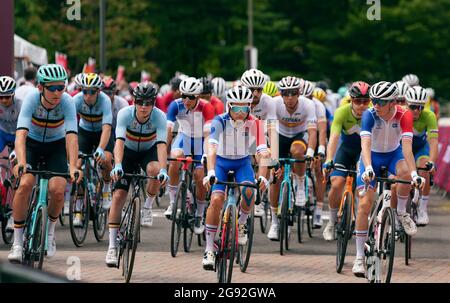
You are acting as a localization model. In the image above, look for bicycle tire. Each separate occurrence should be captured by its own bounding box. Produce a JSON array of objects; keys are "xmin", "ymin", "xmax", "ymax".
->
[
  {"xmin": 239, "ymin": 206, "xmax": 254, "ymax": 272},
  {"xmin": 183, "ymin": 187, "xmax": 195, "ymax": 253},
  {"xmin": 279, "ymin": 182, "xmax": 289, "ymax": 255},
  {"xmin": 69, "ymin": 182, "xmax": 89, "ymax": 247},
  {"xmin": 217, "ymin": 203, "xmax": 237, "ymax": 283},
  {"xmin": 93, "ymin": 178, "xmax": 107, "ymax": 242},
  {"xmin": 405, "ymin": 197, "xmax": 412, "ymax": 265},
  {"xmin": 379, "ymin": 207, "xmax": 396, "ymax": 283},
  {"xmin": 1, "ymin": 181, "xmax": 14, "ymax": 244},
  {"xmin": 336, "ymin": 192, "xmax": 353, "ymax": 273},
  {"xmin": 58, "ymin": 208, "xmax": 66, "ymax": 226},
  {"xmin": 123, "ymin": 196, "xmax": 141, "ymax": 283},
  {"xmin": 259, "ymin": 192, "xmax": 269, "ymax": 234},
  {"xmin": 31, "ymin": 206, "xmax": 47, "ymax": 270},
  {"xmin": 306, "ymin": 177, "xmax": 315, "ymax": 237},
  {"xmin": 170, "ymin": 182, "xmax": 184, "ymax": 257}
]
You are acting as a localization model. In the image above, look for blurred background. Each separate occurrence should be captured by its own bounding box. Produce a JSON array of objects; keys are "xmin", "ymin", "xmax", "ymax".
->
[{"xmin": 1, "ymin": 0, "xmax": 449, "ymax": 100}]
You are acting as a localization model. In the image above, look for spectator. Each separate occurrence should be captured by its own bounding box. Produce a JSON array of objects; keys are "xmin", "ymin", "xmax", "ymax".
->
[{"xmin": 14, "ymin": 66, "xmax": 37, "ymax": 100}]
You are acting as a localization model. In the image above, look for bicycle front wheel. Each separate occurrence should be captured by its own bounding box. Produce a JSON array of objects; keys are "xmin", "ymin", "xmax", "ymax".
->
[
  {"xmin": 239, "ymin": 206, "xmax": 255, "ymax": 272},
  {"xmin": 29, "ymin": 206, "xmax": 47, "ymax": 270},
  {"xmin": 217, "ymin": 204, "xmax": 237, "ymax": 283},
  {"xmin": 123, "ymin": 196, "xmax": 141, "ymax": 283},
  {"xmin": 69, "ymin": 182, "xmax": 89, "ymax": 247},
  {"xmin": 183, "ymin": 187, "xmax": 195, "ymax": 253},
  {"xmin": 259, "ymin": 192, "xmax": 269, "ymax": 234},
  {"xmin": 170, "ymin": 183, "xmax": 184, "ymax": 257},
  {"xmin": 336, "ymin": 192, "xmax": 353, "ymax": 273},
  {"xmin": 93, "ymin": 180, "xmax": 107, "ymax": 242},
  {"xmin": 279, "ymin": 182, "xmax": 289, "ymax": 255},
  {"xmin": 379, "ymin": 207, "xmax": 396, "ymax": 283}
]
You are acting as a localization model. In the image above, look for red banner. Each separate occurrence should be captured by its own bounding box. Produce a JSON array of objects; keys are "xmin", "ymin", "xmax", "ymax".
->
[
  {"xmin": 116, "ymin": 65, "xmax": 125, "ymax": 83},
  {"xmin": 434, "ymin": 119, "xmax": 450, "ymax": 190}
]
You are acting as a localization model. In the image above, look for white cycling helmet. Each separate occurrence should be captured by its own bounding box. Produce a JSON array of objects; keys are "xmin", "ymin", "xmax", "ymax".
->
[
  {"xmin": 241, "ymin": 69, "xmax": 267, "ymax": 88},
  {"xmin": 226, "ymin": 86, "xmax": 253, "ymax": 104},
  {"xmin": 301, "ymin": 80, "xmax": 315, "ymax": 97},
  {"xmin": 406, "ymin": 86, "xmax": 428, "ymax": 105},
  {"xmin": 395, "ymin": 81, "xmax": 410, "ymax": 98},
  {"xmin": 179, "ymin": 77, "xmax": 203, "ymax": 96},
  {"xmin": 0, "ymin": 76, "xmax": 16, "ymax": 95},
  {"xmin": 402, "ymin": 74, "xmax": 420, "ymax": 87},
  {"xmin": 369, "ymin": 81, "xmax": 398, "ymax": 100},
  {"xmin": 80, "ymin": 73, "xmax": 102, "ymax": 89},
  {"xmin": 278, "ymin": 76, "xmax": 302, "ymax": 90},
  {"xmin": 425, "ymin": 87, "xmax": 435, "ymax": 99},
  {"xmin": 212, "ymin": 77, "xmax": 226, "ymax": 97},
  {"xmin": 158, "ymin": 83, "xmax": 170, "ymax": 97}
]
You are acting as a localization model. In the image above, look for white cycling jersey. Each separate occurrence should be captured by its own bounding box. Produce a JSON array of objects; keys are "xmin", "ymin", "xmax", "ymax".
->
[
  {"xmin": 273, "ymin": 95, "xmax": 317, "ymax": 138},
  {"xmin": 251, "ymin": 93, "xmax": 276, "ymax": 121},
  {"xmin": 312, "ymin": 97, "xmax": 327, "ymax": 123},
  {"xmin": 112, "ymin": 95, "xmax": 129, "ymax": 129}
]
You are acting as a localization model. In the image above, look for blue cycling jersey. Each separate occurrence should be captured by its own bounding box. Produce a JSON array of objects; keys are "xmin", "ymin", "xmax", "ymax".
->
[
  {"xmin": 115, "ymin": 106, "xmax": 167, "ymax": 152},
  {"xmin": 73, "ymin": 91, "xmax": 112, "ymax": 132},
  {"xmin": 16, "ymin": 90, "xmax": 78, "ymax": 142}
]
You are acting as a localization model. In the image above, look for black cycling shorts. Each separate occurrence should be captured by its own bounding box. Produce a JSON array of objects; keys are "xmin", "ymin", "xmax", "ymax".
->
[
  {"xmin": 26, "ymin": 137, "xmax": 68, "ymax": 174},
  {"xmin": 78, "ymin": 127, "xmax": 114, "ymax": 154},
  {"xmin": 278, "ymin": 132, "xmax": 307, "ymax": 158}
]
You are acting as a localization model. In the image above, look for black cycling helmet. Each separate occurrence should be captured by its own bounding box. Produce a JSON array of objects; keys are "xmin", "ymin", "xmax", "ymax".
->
[
  {"xmin": 199, "ymin": 77, "xmax": 213, "ymax": 94},
  {"xmin": 169, "ymin": 76, "xmax": 182, "ymax": 91},
  {"xmin": 132, "ymin": 81, "xmax": 158, "ymax": 100}
]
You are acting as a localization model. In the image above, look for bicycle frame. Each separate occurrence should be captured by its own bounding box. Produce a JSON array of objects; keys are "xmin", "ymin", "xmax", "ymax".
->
[{"xmin": 27, "ymin": 177, "xmax": 49, "ymax": 252}]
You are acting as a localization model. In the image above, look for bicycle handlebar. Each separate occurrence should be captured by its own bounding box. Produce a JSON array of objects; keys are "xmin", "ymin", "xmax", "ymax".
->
[{"xmin": 167, "ymin": 157, "xmax": 202, "ymax": 164}]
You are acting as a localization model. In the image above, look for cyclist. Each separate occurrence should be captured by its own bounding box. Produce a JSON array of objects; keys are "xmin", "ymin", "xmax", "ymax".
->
[
  {"xmin": 198, "ymin": 77, "xmax": 224, "ymax": 116},
  {"xmin": 405, "ymin": 86, "xmax": 438, "ymax": 226},
  {"xmin": 402, "ymin": 74, "xmax": 420, "ymax": 87},
  {"xmin": 0, "ymin": 76, "xmax": 23, "ymax": 231},
  {"xmin": 425, "ymin": 88, "xmax": 440, "ymax": 120},
  {"xmin": 165, "ymin": 77, "xmax": 215, "ymax": 234},
  {"xmin": 240, "ymin": 69, "xmax": 276, "ymax": 218},
  {"xmin": 8, "ymin": 64, "xmax": 81, "ymax": 262},
  {"xmin": 102, "ymin": 76, "xmax": 129, "ymax": 131},
  {"xmin": 322, "ymin": 81, "xmax": 371, "ymax": 241},
  {"xmin": 309, "ymin": 87, "xmax": 328, "ymax": 228},
  {"xmin": 267, "ymin": 76, "xmax": 317, "ymax": 240},
  {"xmin": 73, "ymin": 73, "xmax": 114, "ymax": 217},
  {"xmin": 394, "ymin": 81, "xmax": 410, "ymax": 107},
  {"xmin": 351, "ymin": 81, "xmax": 425, "ymax": 277},
  {"xmin": 14, "ymin": 66, "xmax": 37, "ymax": 101},
  {"xmin": 156, "ymin": 76, "xmax": 184, "ymax": 113},
  {"xmin": 106, "ymin": 81, "xmax": 168, "ymax": 266},
  {"xmin": 201, "ymin": 86, "xmax": 269, "ymax": 270}
]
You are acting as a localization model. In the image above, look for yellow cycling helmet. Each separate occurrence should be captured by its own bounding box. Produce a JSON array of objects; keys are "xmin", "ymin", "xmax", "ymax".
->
[
  {"xmin": 312, "ymin": 87, "xmax": 327, "ymax": 102},
  {"xmin": 81, "ymin": 73, "xmax": 102, "ymax": 89},
  {"xmin": 263, "ymin": 81, "xmax": 279, "ymax": 97}
]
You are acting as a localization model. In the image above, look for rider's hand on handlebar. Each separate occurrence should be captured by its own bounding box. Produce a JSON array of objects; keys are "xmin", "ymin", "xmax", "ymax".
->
[
  {"xmin": 361, "ymin": 165, "xmax": 375, "ymax": 183},
  {"xmin": 411, "ymin": 171, "xmax": 425, "ymax": 189},
  {"xmin": 425, "ymin": 161, "xmax": 436, "ymax": 174},
  {"xmin": 322, "ymin": 160, "xmax": 334, "ymax": 178},
  {"xmin": 258, "ymin": 175, "xmax": 269, "ymax": 192},
  {"xmin": 203, "ymin": 170, "xmax": 216, "ymax": 190},
  {"xmin": 94, "ymin": 147, "xmax": 106, "ymax": 164},
  {"xmin": 110, "ymin": 163, "xmax": 124, "ymax": 183}
]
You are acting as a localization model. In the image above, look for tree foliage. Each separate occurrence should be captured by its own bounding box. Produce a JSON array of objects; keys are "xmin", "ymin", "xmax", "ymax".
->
[{"xmin": 14, "ymin": 0, "xmax": 450, "ymax": 99}]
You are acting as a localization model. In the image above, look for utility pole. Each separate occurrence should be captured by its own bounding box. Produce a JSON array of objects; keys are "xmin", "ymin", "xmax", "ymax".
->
[
  {"xmin": 248, "ymin": 0, "xmax": 253, "ymax": 47},
  {"xmin": 0, "ymin": 0, "xmax": 14, "ymax": 76},
  {"xmin": 245, "ymin": 0, "xmax": 257, "ymax": 69},
  {"xmin": 99, "ymin": 0, "xmax": 106, "ymax": 73}
]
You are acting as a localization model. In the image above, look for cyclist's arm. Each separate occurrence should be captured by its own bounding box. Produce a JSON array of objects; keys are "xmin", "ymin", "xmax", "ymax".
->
[
  {"xmin": 14, "ymin": 129, "xmax": 28, "ymax": 167},
  {"xmin": 114, "ymin": 139, "xmax": 125, "ymax": 165},
  {"xmin": 202, "ymin": 102, "xmax": 215, "ymax": 157},
  {"xmin": 157, "ymin": 143, "xmax": 167, "ymax": 172},
  {"xmin": 166, "ymin": 101, "xmax": 178, "ymax": 153},
  {"xmin": 307, "ymin": 127, "xmax": 317, "ymax": 153},
  {"xmin": 166, "ymin": 125, "xmax": 173, "ymax": 154},
  {"xmin": 426, "ymin": 110, "xmax": 439, "ymax": 163},
  {"xmin": 400, "ymin": 110, "xmax": 416, "ymax": 173},
  {"xmin": 325, "ymin": 132, "xmax": 340, "ymax": 163},
  {"xmin": 155, "ymin": 108, "xmax": 168, "ymax": 171},
  {"xmin": 317, "ymin": 120, "xmax": 327, "ymax": 150},
  {"xmin": 114, "ymin": 107, "xmax": 129, "ymax": 165},
  {"xmin": 306, "ymin": 100, "xmax": 318, "ymax": 152},
  {"xmin": 429, "ymin": 137, "xmax": 438, "ymax": 163},
  {"xmin": 207, "ymin": 117, "xmax": 222, "ymax": 172},
  {"xmin": 66, "ymin": 133, "xmax": 79, "ymax": 170},
  {"xmin": 360, "ymin": 110, "xmax": 374, "ymax": 168},
  {"xmin": 98, "ymin": 124, "xmax": 111, "ymax": 151}
]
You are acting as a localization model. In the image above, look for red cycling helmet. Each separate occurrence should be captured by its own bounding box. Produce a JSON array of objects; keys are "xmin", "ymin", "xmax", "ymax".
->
[
  {"xmin": 349, "ymin": 81, "xmax": 370, "ymax": 98},
  {"xmin": 102, "ymin": 76, "xmax": 116, "ymax": 91}
]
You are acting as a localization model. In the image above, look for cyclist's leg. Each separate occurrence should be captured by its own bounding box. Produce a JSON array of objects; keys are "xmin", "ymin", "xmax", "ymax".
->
[
  {"xmin": 141, "ymin": 145, "xmax": 160, "ymax": 227},
  {"xmin": 191, "ymin": 136, "xmax": 206, "ymax": 219},
  {"xmin": 100, "ymin": 133, "xmax": 114, "ymax": 206},
  {"xmin": 353, "ymin": 158, "xmax": 376, "ymax": 275},
  {"xmin": 290, "ymin": 133, "xmax": 307, "ymax": 206},
  {"xmin": 166, "ymin": 134, "xmax": 184, "ymax": 215},
  {"xmin": 415, "ymin": 144, "xmax": 431, "ymax": 224},
  {"xmin": 236, "ymin": 157, "xmax": 256, "ymax": 224},
  {"xmin": 203, "ymin": 157, "xmax": 227, "ymax": 269}
]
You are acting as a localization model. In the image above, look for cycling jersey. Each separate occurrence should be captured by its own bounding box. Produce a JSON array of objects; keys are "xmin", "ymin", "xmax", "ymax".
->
[
  {"xmin": 360, "ymin": 106, "xmax": 413, "ymax": 153},
  {"xmin": 111, "ymin": 95, "xmax": 129, "ymax": 130},
  {"xmin": 0, "ymin": 97, "xmax": 22, "ymax": 135},
  {"xmin": 115, "ymin": 106, "xmax": 167, "ymax": 152},
  {"xmin": 312, "ymin": 97, "xmax": 327, "ymax": 123},
  {"xmin": 251, "ymin": 94, "xmax": 276, "ymax": 121},
  {"xmin": 73, "ymin": 91, "xmax": 112, "ymax": 132},
  {"xmin": 209, "ymin": 113, "xmax": 267, "ymax": 160},
  {"xmin": 166, "ymin": 98, "xmax": 215, "ymax": 138},
  {"xmin": 16, "ymin": 90, "xmax": 78, "ymax": 143},
  {"xmin": 412, "ymin": 109, "xmax": 438, "ymax": 150},
  {"xmin": 273, "ymin": 95, "xmax": 317, "ymax": 138},
  {"xmin": 210, "ymin": 96, "xmax": 224, "ymax": 116},
  {"xmin": 330, "ymin": 103, "xmax": 362, "ymax": 145}
]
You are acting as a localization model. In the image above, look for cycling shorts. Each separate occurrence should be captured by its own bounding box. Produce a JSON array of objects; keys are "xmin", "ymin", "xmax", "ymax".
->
[
  {"xmin": 171, "ymin": 133, "xmax": 203, "ymax": 168},
  {"xmin": 78, "ymin": 127, "xmax": 114, "ymax": 154},
  {"xmin": 212, "ymin": 155, "xmax": 254, "ymax": 194},
  {"xmin": 330, "ymin": 142, "xmax": 361, "ymax": 178},
  {"xmin": 26, "ymin": 137, "xmax": 68, "ymax": 174},
  {"xmin": 0, "ymin": 129, "xmax": 15, "ymax": 153},
  {"xmin": 278, "ymin": 132, "xmax": 308, "ymax": 159},
  {"xmin": 413, "ymin": 142, "xmax": 430, "ymax": 162}
]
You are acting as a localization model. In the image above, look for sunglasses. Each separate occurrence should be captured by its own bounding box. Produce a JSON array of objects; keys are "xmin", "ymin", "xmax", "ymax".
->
[
  {"xmin": 0, "ymin": 95, "xmax": 13, "ymax": 100},
  {"xmin": 408, "ymin": 104, "xmax": 424, "ymax": 111},
  {"xmin": 352, "ymin": 98, "xmax": 371, "ymax": 105},
  {"xmin": 371, "ymin": 98, "xmax": 390, "ymax": 106},
  {"xmin": 249, "ymin": 87, "xmax": 263, "ymax": 93},
  {"xmin": 229, "ymin": 105, "xmax": 250, "ymax": 113},
  {"xmin": 182, "ymin": 94, "xmax": 197, "ymax": 100},
  {"xmin": 45, "ymin": 85, "xmax": 66, "ymax": 92},
  {"xmin": 135, "ymin": 98, "xmax": 155, "ymax": 106},
  {"xmin": 83, "ymin": 89, "xmax": 99, "ymax": 95},
  {"xmin": 281, "ymin": 89, "xmax": 299, "ymax": 97}
]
